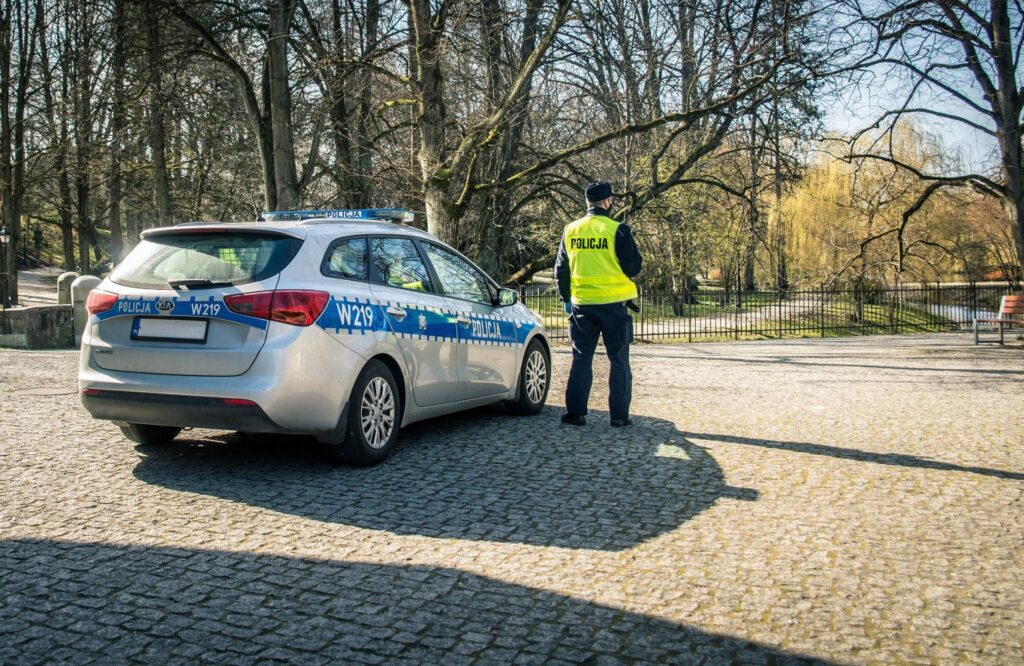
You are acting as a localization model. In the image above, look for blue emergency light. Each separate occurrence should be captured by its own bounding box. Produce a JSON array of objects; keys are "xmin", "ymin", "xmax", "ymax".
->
[{"xmin": 261, "ymin": 208, "xmax": 415, "ymax": 223}]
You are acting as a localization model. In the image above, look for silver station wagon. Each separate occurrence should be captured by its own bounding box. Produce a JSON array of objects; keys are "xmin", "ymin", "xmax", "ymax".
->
[{"xmin": 79, "ymin": 209, "xmax": 551, "ymax": 466}]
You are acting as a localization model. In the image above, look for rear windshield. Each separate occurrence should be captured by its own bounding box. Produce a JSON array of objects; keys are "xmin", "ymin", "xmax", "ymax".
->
[{"xmin": 110, "ymin": 232, "xmax": 302, "ymax": 289}]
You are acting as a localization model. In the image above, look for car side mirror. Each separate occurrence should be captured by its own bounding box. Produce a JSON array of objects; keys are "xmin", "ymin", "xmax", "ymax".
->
[{"xmin": 497, "ymin": 287, "xmax": 519, "ymax": 307}]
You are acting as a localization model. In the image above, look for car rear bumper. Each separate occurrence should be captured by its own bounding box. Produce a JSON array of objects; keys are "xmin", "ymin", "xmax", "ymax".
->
[
  {"xmin": 81, "ymin": 390, "xmax": 290, "ymax": 433},
  {"xmin": 79, "ymin": 323, "xmax": 365, "ymax": 433}
]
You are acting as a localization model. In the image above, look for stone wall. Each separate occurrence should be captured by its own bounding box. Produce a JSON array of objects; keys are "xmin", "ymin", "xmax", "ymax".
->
[{"xmin": 0, "ymin": 305, "xmax": 75, "ymax": 349}]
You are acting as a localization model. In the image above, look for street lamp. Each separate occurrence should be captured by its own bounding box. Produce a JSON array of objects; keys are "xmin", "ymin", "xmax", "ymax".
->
[{"xmin": 0, "ymin": 226, "xmax": 9, "ymax": 309}]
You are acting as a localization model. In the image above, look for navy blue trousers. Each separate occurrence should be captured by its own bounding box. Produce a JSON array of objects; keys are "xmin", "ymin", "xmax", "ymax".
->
[{"xmin": 565, "ymin": 302, "xmax": 633, "ymax": 421}]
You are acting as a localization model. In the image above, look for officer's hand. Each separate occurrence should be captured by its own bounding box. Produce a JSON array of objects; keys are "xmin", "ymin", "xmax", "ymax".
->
[{"xmin": 563, "ymin": 302, "xmax": 572, "ymax": 316}]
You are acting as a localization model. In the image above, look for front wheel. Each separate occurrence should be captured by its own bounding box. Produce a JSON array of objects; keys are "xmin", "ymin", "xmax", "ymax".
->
[
  {"xmin": 506, "ymin": 339, "xmax": 550, "ymax": 415},
  {"xmin": 120, "ymin": 423, "xmax": 181, "ymax": 446},
  {"xmin": 328, "ymin": 360, "xmax": 401, "ymax": 466}
]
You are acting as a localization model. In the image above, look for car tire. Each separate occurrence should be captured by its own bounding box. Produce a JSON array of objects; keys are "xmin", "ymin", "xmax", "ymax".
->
[
  {"xmin": 506, "ymin": 339, "xmax": 550, "ymax": 415},
  {"xmin": 330, "ymin": 360, "xmax": 401, "ymax": 467},
  {"xmin": 119, "ymin": 423, "xmax": 181, "ymax": 446}
]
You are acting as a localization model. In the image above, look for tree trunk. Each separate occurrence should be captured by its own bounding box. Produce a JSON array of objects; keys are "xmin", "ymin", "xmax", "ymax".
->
[
  {"xmin": 76, "ymin": 175, "xmax": 90, "ymax": 273},
  {"xmin": 772, "ymin": 93, "xmax": 788, "ymax": 292},
  {"xmin": 408, "ymin": 0, "xmax": 448, "ymax": 236},
  {"xmin": 59, "ymin": 170, "xmax": 75, "ymax": 269},
  {"xmin": 678, "ymin": 0, "xmax": 697, "ymax": 115},
  {"xmin": 108, "ymin": 0, "xmax": 126, "ymax": 263},
  {"xmin": 473, "ymin": 0, "xmax": 511, "ymax": 273},
  {"xmin": 268, "ymin": 0, "xmax": 300, "ymax": 209},
  {"xmin": 10, "ymin": 22, "xmax": 30, "ymax": 297},
  {"xmin": 745, "ymin": 116, "xmax": 759, "ymax": 291},
  {"xmin": 354, "ymin": 0, "xmax": 378, "ymax": 206},
  {"xmin": 72, "ymin": 0, "xmax": 93, "ymax": 271},
  {"xmin": 639, "ymin": 0, "xmax": 662, "ymax": 117},
  {"xmin": 126, "ymin": 211, "xmax": 141, "ymax": 248},
  {"xmin": 991, "ymin": 0, "xmax": 1024, "ymax": 273},
  {"xmin": 144, "ymin": 0, "xmax": 172, "ymax": 227},
  {"xmin": 60, "ymin": 7, "xmax": 75, "ymax": 270},
  {"xmin": 259, "ymin": 58, "xmax": 277, "ymax": 211},
  {"xmin": 0, "ymin": 0, "xmax": 14, "ymax": 300},
  {"xmin": 0, "ymin": 0, "xmax": 33, "ymax": 301},
  {"xmin": 471, "ymin": 0, "xmax": 543, "ymax": 276},
  {"xmin": 326, "ymin": 0, "xmax": 357, "ymax": 206},
  {"xmin": 34, "ymin": 0, "xmax": 75, "ymax": 269}
]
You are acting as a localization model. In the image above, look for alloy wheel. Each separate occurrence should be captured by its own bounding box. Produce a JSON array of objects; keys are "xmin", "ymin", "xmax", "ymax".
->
[
  {"xmin": 360, "ymin": 376, "xmax": 395, "ymax": 449},
  {"xmin": 525, "ymin": 349, "xmax": 547, "ymax": 404}
]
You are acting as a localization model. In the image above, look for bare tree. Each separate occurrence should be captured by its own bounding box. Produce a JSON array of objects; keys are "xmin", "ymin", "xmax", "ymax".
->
[
  {"xmin": 405, "ymin": 0, "xmax": 572, "ymax": 244},
  {"xmin": 166, "ymin": 0, "xmax": 302, "ymax": 210},
  {"xmin": 846, "ymin": 0, "xmax": 1024, "ymax": 274}
]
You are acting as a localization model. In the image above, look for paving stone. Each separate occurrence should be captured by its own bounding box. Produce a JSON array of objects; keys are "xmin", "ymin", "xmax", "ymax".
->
[{"xmin": 0, "ymin": 335, "xmax": 1021, "ymax": 664}]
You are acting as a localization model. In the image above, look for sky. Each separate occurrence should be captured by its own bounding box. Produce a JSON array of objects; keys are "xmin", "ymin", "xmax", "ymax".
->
[
  {"xmin": 824, "ymin": 97, "xmax": 996, "ymax": 176},
  {"xmin": 820, "ymin": 58, "xmax": 1000, "ymax": 176}
]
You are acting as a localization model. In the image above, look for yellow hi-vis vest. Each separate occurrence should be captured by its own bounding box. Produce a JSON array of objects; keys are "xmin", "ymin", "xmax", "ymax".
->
[{"xmin": 563, "ymin": 214, "xmax": 638, "ymax": 305}]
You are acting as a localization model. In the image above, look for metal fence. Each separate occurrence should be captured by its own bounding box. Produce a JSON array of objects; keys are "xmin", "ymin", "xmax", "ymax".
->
[{"xmin": 522, "ymin": 283, "xmax": 1021, "ymax": 343}]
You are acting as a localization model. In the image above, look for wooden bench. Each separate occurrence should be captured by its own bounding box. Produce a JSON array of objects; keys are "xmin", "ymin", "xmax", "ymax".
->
[{"xmin": 974, "ymin": 294, "xmax": 1024, "ymax": 344}]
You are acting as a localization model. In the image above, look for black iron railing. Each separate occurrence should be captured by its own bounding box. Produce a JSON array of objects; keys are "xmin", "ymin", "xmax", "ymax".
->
[{"xmin": 521, "ymin": 283, "xmax": 1020, "ymax": 343}]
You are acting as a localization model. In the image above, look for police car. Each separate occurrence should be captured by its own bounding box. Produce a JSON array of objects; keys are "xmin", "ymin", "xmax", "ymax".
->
[{"xmin": 79, "ymin": 209, "xmax": 550, "ymax": 466}]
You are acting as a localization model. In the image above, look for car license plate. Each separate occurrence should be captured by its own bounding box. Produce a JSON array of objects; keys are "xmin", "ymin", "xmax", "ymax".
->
[{"xmin": 131, "ymin": 317, "xmax": 208, "ymax": 343}]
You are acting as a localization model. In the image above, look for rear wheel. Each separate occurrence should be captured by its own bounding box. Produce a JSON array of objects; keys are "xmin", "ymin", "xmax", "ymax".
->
[
  {"xmin": 329, "ymin": 360, "xmax": 400, "ymax": 466},
  {"xmin": 506, "ymin": 339, "xmax": 549, "ymax": 415},
  {"xmin": 120, "ymin": 423, "xmax": 181, "ymax": 446}
]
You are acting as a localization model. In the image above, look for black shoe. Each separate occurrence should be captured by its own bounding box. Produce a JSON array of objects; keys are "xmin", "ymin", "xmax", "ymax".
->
[
  {"xmin": 561, "ymin": 414, "xmax": 586, "ymax": 426},
  {"xmin": 610, "ymin": 418, "xmax": 632, "ymax": 427}
]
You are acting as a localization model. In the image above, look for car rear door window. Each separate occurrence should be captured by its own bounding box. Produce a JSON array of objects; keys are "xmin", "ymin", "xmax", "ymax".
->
[
  {"xmin": 323, "ymin": 237, "xmax": 368, "ymax": 280},
  {"xmin": 370, "ymin": 237, "xmax": 433, "ymax": 293}
]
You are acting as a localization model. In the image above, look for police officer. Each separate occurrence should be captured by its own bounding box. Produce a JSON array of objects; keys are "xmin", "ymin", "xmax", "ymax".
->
[{"xmin": 554, "ymin": 182, "xmax": 642, "ymax": 427}]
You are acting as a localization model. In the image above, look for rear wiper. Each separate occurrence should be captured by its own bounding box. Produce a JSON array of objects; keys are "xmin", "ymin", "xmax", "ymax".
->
[{"xmin": 167, "ymin": 279, "xmax": 231, "ymax": 290}]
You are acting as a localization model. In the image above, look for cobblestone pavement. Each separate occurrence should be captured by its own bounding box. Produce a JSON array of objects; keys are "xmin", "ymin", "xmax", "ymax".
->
[{"xmin": 1, "ymin": 334, "xmax": 1022, "ymax": 664}]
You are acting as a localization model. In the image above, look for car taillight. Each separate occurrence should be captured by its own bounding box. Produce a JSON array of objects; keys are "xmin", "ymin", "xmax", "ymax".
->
[
  {"xmin": 224, "ymin": 291, "xmax": 273, "ymax": 320},
  {"xmin": 85, "ymin": 290, "xmax": 118, "ymax": 315},
  {"xmin": 225, "ymin": 290, "xmax": 329, "ymax": 327},
  {"xmin": 270, "ymin": 290, "xmax": 330, "ymax": 326}
]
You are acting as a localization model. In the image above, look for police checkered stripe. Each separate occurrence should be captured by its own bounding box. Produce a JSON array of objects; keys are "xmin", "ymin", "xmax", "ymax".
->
[
  {"xmin": 92, "ymin": 293, "xmax": 270, "ymax": 330},
  {"xmin": 382, "ymin": 297, "xmax": 517, "ymax": 343},
  {"xmin": 388, "ymin": 332, "xmax": 516, "ymax": 347},
  {"xmin": 319, "ymin": 295, "xmax": 530, "ymax": 346},
  {"xmin": 390, "ymin": 332, "xmax": 517, "ymax": 347}
]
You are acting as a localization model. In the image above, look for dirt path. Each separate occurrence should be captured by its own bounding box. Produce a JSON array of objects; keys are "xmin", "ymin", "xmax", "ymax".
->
[{"xmin": 8, "ymin": 267, "xmax": 62, "ymax": 306}]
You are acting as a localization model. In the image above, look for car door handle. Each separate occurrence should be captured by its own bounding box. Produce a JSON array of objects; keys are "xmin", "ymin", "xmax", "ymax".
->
[
  {"xmin": 456, "ymin": 315, "xmax": 471, "ymax": 326},
  {"xmin": 386, "ymin": 306, "xmax": 407, "ymax": 320}
]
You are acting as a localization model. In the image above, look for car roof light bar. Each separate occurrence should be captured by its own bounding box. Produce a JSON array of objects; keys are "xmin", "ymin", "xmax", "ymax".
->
[{"xmin": 261, "ymin": 208, "xmax": 415, "ymax": 223}]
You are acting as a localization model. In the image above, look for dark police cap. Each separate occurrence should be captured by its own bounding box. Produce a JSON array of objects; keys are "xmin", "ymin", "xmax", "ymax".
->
[{"xmin": 585, "ymin": 181, "xmax": 612, "ymax": 202}]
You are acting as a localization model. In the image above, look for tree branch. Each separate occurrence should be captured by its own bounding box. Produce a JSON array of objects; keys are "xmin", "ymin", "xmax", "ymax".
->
[{"xmin": 844, "ymin": 152, "xmax": 1005, "ymax": 196}]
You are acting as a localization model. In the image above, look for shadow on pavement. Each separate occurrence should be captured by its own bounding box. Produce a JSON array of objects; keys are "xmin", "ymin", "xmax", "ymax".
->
[
  {"xmin": 683, "ymin": 431, "xmax": 1024, "ymax": 480},
  {"xmin": 133, "ymin": 407, "xmax": 757, "ymax": 551},
  {"xmin": 0, "ymin": 538, "xmax": 832, "ymax": 664}
]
